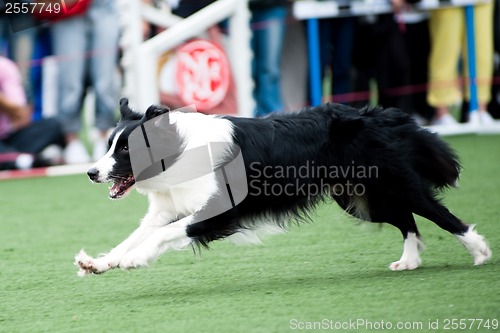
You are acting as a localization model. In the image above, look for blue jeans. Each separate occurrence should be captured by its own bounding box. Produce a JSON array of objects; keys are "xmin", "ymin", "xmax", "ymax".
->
[
  {"xmin": 251, "ymin": 7, "xmax": 287, "ymax": 117},
  {"xmin": 51, "ymin": 0, "xmax": 119, "ymax": 134}
]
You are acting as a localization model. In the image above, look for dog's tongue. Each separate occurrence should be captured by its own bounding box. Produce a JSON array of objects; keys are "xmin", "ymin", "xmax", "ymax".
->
[
  {"xmin": 109, "ymin": 182, "xmax": 122, "ymax": 199},
  {"xmin": 109, "ymin": 177, "xmax": 135, "ymax": 199}
]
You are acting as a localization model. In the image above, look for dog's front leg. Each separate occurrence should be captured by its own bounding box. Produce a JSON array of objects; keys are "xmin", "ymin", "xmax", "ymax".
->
[
  {"xmin": 75, "ymin": 210, "xmax": 172, "ymax": 276},
  {"xmin": 118, "ymin": 215, "xmax": 194, "ymax": 270},
  {"xmin": 74, "ymin": 225, "xmax": 160, "ymax": 276},
  {"xmin": 117, "ymin": 185, "xmax": 238, "ymax": 270}
]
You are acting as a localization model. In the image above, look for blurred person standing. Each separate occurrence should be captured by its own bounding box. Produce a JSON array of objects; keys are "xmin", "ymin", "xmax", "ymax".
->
[
  {"xmin": 319, "ymin": 16, "xmax": 355, "ymax": 104},
  {"xmin": 0, "ymin": 55, "xmax": 64, "ymax": 170},
  {"xmin": 51, "ymin": 0, "xmax": 119, "ymax": 164},
  {"xmin": 427, "ymin": 2, "xmax": 495, "ymax": 125},
  {"xmin": 398, "ymin": 0, "xmax": 435, "ymax": 124},
  {"xmin": 352, "ymin": 0, "xmax": 415, "ymax": 111},
  {"xmin": 250, "ymin": 0, "xmax": 287, "ymax": 117}
]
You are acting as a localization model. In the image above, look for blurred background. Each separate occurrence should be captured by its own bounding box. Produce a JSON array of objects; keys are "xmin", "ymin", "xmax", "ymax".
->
[{"xmin": 0, "ymin": 0, "xmax": 499, "ymax": 171}]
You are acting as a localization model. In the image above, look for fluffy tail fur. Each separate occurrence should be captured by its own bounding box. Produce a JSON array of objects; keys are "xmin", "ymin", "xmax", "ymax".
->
[{"xmin": 413, "ymin": 130, "xmax": 461, "ymax": 189}]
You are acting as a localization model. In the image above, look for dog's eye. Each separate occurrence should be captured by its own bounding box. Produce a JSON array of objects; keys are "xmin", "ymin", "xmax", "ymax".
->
[{"xmin": 121, "ymin": 145, "xmax": 129, "ymax": 152}]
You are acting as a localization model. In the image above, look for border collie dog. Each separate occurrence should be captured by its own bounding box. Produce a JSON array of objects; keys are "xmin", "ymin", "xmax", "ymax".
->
[{"xmin": 75, "ymin": 98, "xmax": 491, "ymax": 276}]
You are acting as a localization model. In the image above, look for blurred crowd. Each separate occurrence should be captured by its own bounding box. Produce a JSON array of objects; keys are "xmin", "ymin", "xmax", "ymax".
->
[{"xmin": 0, "ymin": 0, "xmax": 499, "ymax": 171}]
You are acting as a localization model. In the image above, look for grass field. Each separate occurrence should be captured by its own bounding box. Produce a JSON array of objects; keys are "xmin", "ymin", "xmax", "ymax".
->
[{"xmin": 1, "ymin": 135, "xmax": 499, "ymax": 333}]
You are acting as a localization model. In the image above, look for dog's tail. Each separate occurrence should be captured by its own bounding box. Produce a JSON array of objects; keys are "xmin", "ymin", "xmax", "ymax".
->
[{"xmin": 413, "ymin": 129, "xmax": 461, "ymax": 189}]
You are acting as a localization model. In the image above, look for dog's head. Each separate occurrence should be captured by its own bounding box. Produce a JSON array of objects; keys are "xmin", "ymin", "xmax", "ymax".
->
[{"xmin": 87, "ymin": 98, "xmax": 177, "ymax": 199}]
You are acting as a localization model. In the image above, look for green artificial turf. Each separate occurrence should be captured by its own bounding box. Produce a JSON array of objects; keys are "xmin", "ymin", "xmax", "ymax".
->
[{"xmin": 0, "ymin": 135, "xmax": 499, "ymax": 333}]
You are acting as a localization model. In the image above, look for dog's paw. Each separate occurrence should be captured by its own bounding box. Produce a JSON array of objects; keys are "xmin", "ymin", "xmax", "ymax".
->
[
  {"xmin": 472, "ymin": 245, "xmax": 492, "ymax": 266},
  {"xmin": 389, "ymin": 257, "xmax": 421, "ymax": 271},
  {"xmin": 74, "ymin": 249, "xmax": 111, "ymax": 276},
  {"xmin": 456, "ymin": 227, "xmax": 492, "ymax": 266},
  {"xmin": 74, "ymin": 249, "xmax": 96, "ymax": 276}
]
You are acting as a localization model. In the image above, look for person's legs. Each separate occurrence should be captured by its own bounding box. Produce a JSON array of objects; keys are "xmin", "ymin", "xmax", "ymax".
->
[
  {"xmin": 351, "ymin": 19, "xmax": 377, "ymax": 108},
  {"xmin": 251, "ymin": 7, "xmax": 287, "ymax": 117},
  {"xmin": 4, "ymin": 119, "xmax": 65, "ymax": 154},
  {"xmin": 428, "ymin": 8, "xmax": 463, "ymax": 121},
  {"xmin": 319, "ymin": 18, "xmax": 333, "ymax": 95},
  {"xmin": 405, "ymin": 20, "xmax": 435, "ymax": 121},
  {"xmin": 0, "ymin": 119, "xmax": 65, "ymax": 169},
  {"xmin": 0, "ymin": 140, "xmax": 16, "ymax": 153},
  {"xmin": 52, "ymin": 15, "xmax": 91, "ymax": 163},
  {"xmin": 0, "ymin": 140, "xmax": 20, "ymax": 170},
  {"xmin": 88, "ymin": 0, "xmax": 119, "ymax": 160},
  {"xmin": 330, "ymin": 17, "xmax": 354, "ymax": 101},
  {"xmin": 88, "ymin": 0, "xmax": 119, "ymax": 134},
  {"xmin": 52, "ymin": 16, "xmax": 87, "ymax": 136},
  {"xmin": 377, "ymin": 18, "xmax": 411, "ymax": 110}
]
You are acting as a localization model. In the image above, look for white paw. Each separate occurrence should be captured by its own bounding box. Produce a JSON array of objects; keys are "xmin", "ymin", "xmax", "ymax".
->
[
  {"xmin": 390, "ymin": 232, "xmax": 423, "ymax": 271},
  {"xmin": 389, "ymin": 257, "xmax": 422, "ymax": 271},
  {"xmin": 74, "ymin": 249, "xmax": 111, "ymax": 276},
  {"xmin": 456, "ymin": 227, "xmax": 493, "ymax": 266},
  {"xmin": 472, "ymin": 245, "xmax": 492, "ymax": 266}
]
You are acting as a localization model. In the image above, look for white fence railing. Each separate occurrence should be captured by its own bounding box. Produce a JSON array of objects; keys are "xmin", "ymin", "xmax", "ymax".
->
[{"xmin": 118, "ymin": 0, "xmax": 254, "ymax": 117}]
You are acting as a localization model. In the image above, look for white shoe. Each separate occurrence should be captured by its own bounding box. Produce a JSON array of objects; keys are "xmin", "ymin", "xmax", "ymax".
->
[
  {"xmin": 431, "ymin": 114, "xmax": 458, "ymax": 126},
  {"xmin": 15, "ymin": 154, "xmax": 34, "ymax": 170},
  {"xmin": 468, "ymin": 111, "xmax": 480, "ymax": 126},
  {"xmin": 39, "ymin": 144, "xmax": 64, "ymax": 165},
  {"xmin": 468, "ymin": 111, "xmax": 495, "ymax": 125},
  {"xmin": 479, "ymin": 111, "xmax": 495, "ymax": 125},
  {"xmin": 64, "ymin": 140, "xmax": 90, "ymax": 164},
  {"xmin": 92, "ymin": 139, "xmax": 108, "ymax": 162}
]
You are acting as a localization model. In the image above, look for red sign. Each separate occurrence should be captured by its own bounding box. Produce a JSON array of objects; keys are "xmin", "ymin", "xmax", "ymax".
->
[{"xmin": 176, "ymin": 40, "xmax": 230, "ymax": 111}]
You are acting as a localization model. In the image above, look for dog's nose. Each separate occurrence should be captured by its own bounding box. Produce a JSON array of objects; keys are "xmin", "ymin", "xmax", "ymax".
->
[{"xmin": 87, "ymin": 168, "xmax": 99, "ymax": 182}]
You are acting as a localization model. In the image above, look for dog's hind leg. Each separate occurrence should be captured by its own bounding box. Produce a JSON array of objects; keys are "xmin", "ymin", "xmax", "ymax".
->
[
  {"xmin": 387, "ymin": 213, "xmax": 425, "ymax": 271},
  {"xmin": 413, "ymin": 196, "xmax": 492, "ymax": 265}
]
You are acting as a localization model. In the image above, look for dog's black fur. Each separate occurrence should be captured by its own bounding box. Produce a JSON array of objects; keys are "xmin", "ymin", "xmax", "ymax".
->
[{"xmin": 183, "ymin": 103, "xmax": 467, "ymax": 247}]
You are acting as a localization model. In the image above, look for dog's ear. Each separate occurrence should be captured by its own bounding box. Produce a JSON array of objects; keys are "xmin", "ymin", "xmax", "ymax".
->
[
  {"xmin": 144, "ymin": 104, "xmax": 170, "ymax": 121},
  {"xmin": 119, "ymin": 98, "xmax": 141, "ymax": 120}
]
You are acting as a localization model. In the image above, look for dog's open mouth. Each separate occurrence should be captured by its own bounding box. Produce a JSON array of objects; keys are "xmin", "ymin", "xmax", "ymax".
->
[{"xmin": 109, "ymin": 175, "xmax": 135, "ymax": 199}]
